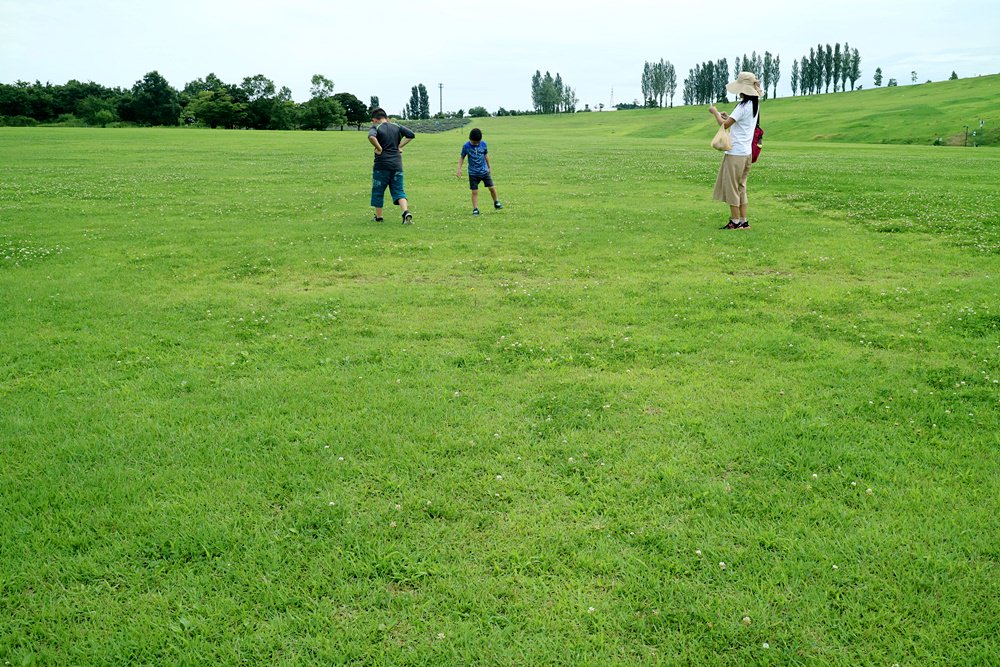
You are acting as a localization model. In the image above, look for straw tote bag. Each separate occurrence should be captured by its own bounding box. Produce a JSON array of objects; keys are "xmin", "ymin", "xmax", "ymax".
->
[{"xmin": 711, "ymin": 124, "xmax": 732, "ymax": 151}]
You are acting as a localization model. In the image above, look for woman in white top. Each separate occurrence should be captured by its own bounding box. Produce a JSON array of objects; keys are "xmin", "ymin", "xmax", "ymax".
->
[{"xmin": 709, "ymin": 72, "xmax": 762, "ymax": 229}]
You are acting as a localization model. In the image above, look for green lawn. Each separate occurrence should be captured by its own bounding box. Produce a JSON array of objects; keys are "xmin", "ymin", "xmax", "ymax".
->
[
  {"xmin": 625, "ymin": 73, "xmax": 1000, "ymax": 146},
  {"xmin": 1, "ymin": 113, "xmax": 998, "ymax": 666}
]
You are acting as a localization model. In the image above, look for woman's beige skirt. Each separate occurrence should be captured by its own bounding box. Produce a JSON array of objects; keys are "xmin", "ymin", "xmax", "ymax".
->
[{"xmin": 713, "ymin": 154, "xmax": 752, "ymax": 206}]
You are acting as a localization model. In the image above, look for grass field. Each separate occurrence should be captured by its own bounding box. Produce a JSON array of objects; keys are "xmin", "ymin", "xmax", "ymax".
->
[
  {"xmin": 626, "ymin": 73, "xmax": 1000, "ymax": 147},
  {"xmin": 2, "ymin": 89, "xmax": 999, "ymax": 665}
]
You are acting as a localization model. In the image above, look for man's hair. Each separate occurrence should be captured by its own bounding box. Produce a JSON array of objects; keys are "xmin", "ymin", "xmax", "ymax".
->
[
  {"xmin": 469, "ymin": 128, "xmax": 482, "ymax": 141},
  {"xmin": 371, "ymin": 108, "xmax": 388, "ymax": 120}
]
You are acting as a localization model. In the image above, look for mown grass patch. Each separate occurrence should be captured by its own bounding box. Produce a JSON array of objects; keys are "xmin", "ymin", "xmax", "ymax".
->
[{"xmin": 1, "ymin": 123, "xmax": 998, "ymax": 665}]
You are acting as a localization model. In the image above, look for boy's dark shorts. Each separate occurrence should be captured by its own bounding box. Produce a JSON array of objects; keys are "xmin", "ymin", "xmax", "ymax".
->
[
  {"xmin": 468, "ymin": 173, "xmax": 494, "ymax": 191},
  {"xmin": 371, "ymin": 168, "xmax": 406, "ymax": 207}
]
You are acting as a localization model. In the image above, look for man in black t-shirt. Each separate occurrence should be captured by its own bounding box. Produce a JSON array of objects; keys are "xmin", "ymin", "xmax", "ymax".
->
[{"xmin": 367, "ymin": 108, "xmax": 415, "ymax": 224}]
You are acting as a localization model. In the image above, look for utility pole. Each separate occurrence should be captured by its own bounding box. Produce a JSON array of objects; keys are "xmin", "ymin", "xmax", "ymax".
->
[{"xmin": 439, "ymin": 83, "xmax": 443, "ymax": 116}]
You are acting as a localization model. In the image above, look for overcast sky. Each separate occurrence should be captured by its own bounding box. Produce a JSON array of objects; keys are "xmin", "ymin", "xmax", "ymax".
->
[{"xmin": 2, "ymin": 0, "xmax": 998, "ymax": 113}]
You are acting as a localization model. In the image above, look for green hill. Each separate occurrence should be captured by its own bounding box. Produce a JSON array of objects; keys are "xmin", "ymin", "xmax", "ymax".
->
[{"xmin": 479, "ymin": 74, "xmax": 999, "ymax": 147}]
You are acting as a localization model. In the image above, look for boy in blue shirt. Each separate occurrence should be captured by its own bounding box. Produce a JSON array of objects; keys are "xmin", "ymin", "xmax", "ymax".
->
[{"xmin": 456, "ymin": 128, "xmax": 502, "ymax": 216}]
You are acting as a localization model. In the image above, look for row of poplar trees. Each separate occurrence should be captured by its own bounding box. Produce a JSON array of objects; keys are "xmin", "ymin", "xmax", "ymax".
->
[
  {"xmin": 640, "ymin": 60, "xmax": 678, "ymax": 108},
  {"xmin": 790, "ymin": 43, "xmax": 862, "ymax": 95},
  {"xmin": 680, "ymin": 52, "xmax": 782, "ymax": 106},
  {"xmin": 530, "ymin": 71, "xmax": 578, "ymax": 114},
  {"xmin": 403, "ymin": 84, "xmax": 430, "ymax": 119}
]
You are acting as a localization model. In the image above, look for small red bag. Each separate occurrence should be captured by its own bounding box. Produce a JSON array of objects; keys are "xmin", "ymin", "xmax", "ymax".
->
[
  {"xmin": 751, "ymin": 123, "xmax": 764, "ymax": 163},
  {"xmin": 750, "ymin": 125, "xmax": 764, "ymax": 162}
]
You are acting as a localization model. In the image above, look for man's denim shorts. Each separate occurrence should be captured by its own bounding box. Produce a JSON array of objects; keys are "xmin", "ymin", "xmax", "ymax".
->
[
  {"xmin": 468, "ymin": 173, "xmax": 494, "ymax": 191},
  {"xmin": 371, "ymin": 169, "xmax": 406, "ymax": 207}
]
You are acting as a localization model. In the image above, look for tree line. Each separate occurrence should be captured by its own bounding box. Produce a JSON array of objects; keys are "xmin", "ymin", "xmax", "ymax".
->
[
  {"xmin": 530, "ymin": 71, "xmax": 578, "ymax": 114},
  {"xmin": 2, "ymin": 71, "xmax": 411, "ymax": 129},
  {"xmin": 404, "ymin": 84, "xmax": 431, "ymax": 120},
  {"xmin": 678, "ymin": 52, "xmax": 783, "ymax": 106},
  {"xmin": 790, "ymin": 43, "xmax": 861, "ymax": 96},
  {"xmin": 640, "ymin": 60, "xmax": 678, "ymax": 107}
]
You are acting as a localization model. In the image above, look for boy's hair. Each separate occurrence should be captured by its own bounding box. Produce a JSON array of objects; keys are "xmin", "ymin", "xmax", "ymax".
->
[
  {"xmin": 469, "ymin": 128, "xmax": 482, "ymax": 141},
  {"xmin": 371, "ymin": 108, "xmax": 388, "ymax": 120}
]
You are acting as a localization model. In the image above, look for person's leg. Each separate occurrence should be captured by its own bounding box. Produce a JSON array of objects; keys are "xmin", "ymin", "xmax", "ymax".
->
[
  {"xmin": 481, "ymin": 175, "xmax": 501, "ymax": 209},
  {"xmin": 714, "ymin": 156, "xmax": 741, "ymax": 227},
  {"xmin": 738, "ymin": 159, "xmax": 751, "ymax": 225},
  {"xmin": 371, "ymin": 169, "xmax": 389, "ymax": 220},
  {"xmin": 469, "ymin": 174, "xmax": 480, "ymax": 212},
  {"xmin": 399, "ymin": 196, "xmax": 412, "ymax": 223},
  {"xmin": 389, "ymin": 171, "xmax": 412, "ymax": 223}
]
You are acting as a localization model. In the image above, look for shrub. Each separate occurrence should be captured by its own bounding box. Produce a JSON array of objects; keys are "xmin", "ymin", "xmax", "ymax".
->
[
  {"xmin": 55, "ymin": 113, "xmax": 85, "ymax": 126},
  {"xmin": 0, "ymin": 115, "xmax": 38, "ymax": 127}
]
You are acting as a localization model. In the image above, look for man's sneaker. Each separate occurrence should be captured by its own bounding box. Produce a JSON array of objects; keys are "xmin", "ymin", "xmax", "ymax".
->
[
  {"xmin": 472, "ymin": 208, "xmax": 480, "ymax": 216},
  {"xmin": 721, "ymin": 220, "xmax": 740, "ymax": 229},
  {"xmin": 402, "ymin": 210, "xmax": 413, "ymax": 225},
  {"xmin": 737, "ymin": 220, "xmax": 750, "ymax": 229},
  {"xmin": 494, "ymin": 201, "xmax": 503, "ymax": 210},
  {"xmin": 372, "ymin": 215, "xmax": 384, "ymax": 223}
]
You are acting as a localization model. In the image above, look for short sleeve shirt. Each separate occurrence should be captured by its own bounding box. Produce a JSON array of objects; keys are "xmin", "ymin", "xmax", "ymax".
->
[
  {"xmin": 461, "ymin": 141, "xmax": 489, "ymax": 176},
  {"xmin": 726, "ymin": 102, "xmax": 758, "ymax": 157},
  {"xmin": 369, "ymin": 122, "xmax": 415, "ymax": 171}
]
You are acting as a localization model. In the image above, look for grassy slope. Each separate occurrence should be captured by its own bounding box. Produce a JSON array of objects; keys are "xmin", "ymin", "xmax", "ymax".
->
[
  {"xmin": 0, "ymin": 111, "xmax": 998, "ymax": 665},
  {"xmin": 509, "ymin": 73, "xmax": 999, "ymax": 147}
]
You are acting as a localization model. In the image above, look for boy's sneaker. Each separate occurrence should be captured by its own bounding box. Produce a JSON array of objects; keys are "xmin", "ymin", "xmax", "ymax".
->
[
  {"xmin": 721, "ymin": 220, "xmax": 740, "ymax": 229},
  {"xmin": 372, "ymin": 215, "xmax": 384, "ymax": 223},
  {"xmin": 494, "ymin": 201, "xmax": 503, "ymax": 210},
  {"xmin": 402, "ymin": 210, "xmax": 413, "ymax": 225},
  {"xmin": 472, "ymin": 208, "xmax": 480, "ymax": 216},
  {"xmin": 737, "ymin": 220, "xmax": 750, "ymax": 229}
]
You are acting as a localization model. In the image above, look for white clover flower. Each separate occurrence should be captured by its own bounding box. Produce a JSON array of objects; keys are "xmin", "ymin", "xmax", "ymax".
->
[
  {"xmin": 762, "ymin": 642, "xmax": 770, "ymax": 649},
  {"xmin": 719, "ymin": 562, "xmax": 727, "ymax": 570},
  {"xmin": 587, "ymin": 607, "xmax": 595, "ymax": 613},
  {"xmin": 742, "ymin": 616, "xmax": 751, "ymax": 625},
  {"xmin": 695, "ymin": 549, "xmax": 702, "ymax": 556}
]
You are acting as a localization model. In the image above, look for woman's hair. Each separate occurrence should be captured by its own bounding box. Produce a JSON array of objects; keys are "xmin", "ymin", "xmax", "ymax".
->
[{"xmin": 738, "ymin": 94, "xmax": 759, "ymax": 118}]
